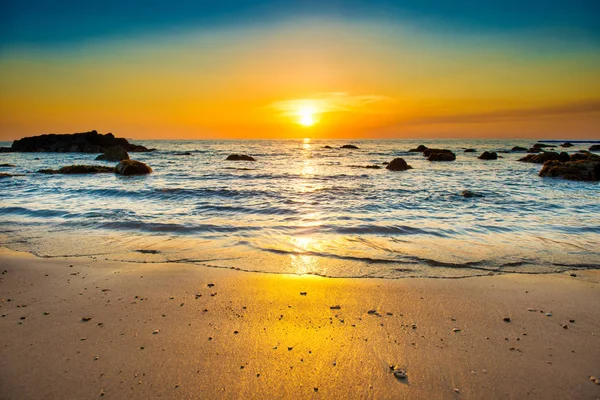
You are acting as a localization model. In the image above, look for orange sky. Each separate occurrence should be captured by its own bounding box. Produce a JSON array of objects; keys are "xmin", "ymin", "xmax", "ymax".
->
[{"xmin": 1, "ymin": 18, "xmax": 599, "ymax": 140}]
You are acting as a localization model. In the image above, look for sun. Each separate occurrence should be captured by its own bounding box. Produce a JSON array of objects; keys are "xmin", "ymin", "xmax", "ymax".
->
[{"xmin": 297, "ymin": 105, "xmax": 317, "ymax": 127}]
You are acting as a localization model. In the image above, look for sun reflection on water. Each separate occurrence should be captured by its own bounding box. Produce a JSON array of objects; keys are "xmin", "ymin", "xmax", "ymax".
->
[{"xmin": 289, "ymin": 236, "xmax": 320, "ymax": 275}]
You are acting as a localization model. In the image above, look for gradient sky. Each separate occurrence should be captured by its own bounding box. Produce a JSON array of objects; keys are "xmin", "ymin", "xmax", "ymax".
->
[{"xmin": 1, "ymin": 0, "xmax": 599, "ymax": 140}]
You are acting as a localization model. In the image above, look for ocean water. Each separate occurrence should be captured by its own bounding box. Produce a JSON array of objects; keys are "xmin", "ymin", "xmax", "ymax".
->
[{"xmin": 1, "ymin": 139, "xmax": 599, "ymax": 278}]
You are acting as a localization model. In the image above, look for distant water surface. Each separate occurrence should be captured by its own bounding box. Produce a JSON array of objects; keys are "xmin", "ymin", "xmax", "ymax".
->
[{"xmin": 1, "ymin": 139, "xmax": 599, "ymax": 278}]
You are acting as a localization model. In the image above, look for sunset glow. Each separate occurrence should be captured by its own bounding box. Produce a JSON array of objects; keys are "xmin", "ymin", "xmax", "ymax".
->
[{"xmin": 297, "ymin": 106, "xmax": 317, "ymax": 127}]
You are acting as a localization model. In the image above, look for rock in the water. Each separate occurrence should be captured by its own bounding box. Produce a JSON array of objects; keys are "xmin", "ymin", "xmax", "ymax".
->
[
  {"xmin": 323, "ymin": 145, "xmax": 333, "ymax": 149},
  {"xmin": 560, "ymin": 142, "xmax": 574, "ymax": 147},
  {"xmin": 9, "ymin": 130, "xmax": 152, "ymax": 153},
  {"xmin": 589, "ymin": 144, "xmax": 600, "ymax": 152},
  {"xmin": 226, "ymin": 154, "xmax": 256, "ymax": 161},
  {"xmin": 174, "ymin": 152, "xmax": 192, "ymax": 156},
  {"xmin": 95, "ymin": 146, "xmax": 129, "ymax": 161},
  {"xmin": 461, "ymin": 190, "xmax": 480, "ymax": 198},
  {"xmin": 115, "ymin": 160, "xmax": 152, "ymax": 176},
  {"xmin": 0, "ymin": 163, "xmax": 15, "ymax": 167},
  {"xmin": 478, "ymin": 151, "xmax": 498, "ymax": 160},
  {"xmin": 38, "ymin": 165, "xmax": 115, "ymax": 174},
  {"xmin": 409, "ymin": 145, "xmax": 428, "ymax": 152},
  {"xmin": 539, "ymin": 160, "xmax": 600, "ymax": 181},
  {"xmin": 464, "ymin": 148, "xmax": 476, "ymax": 153},
  {"xmin": 518, "ymin": 152, "xmax": 569, "ymax": 163},
  {"xmin": 340, "ymin": 144, "xmax": 359, "ymax": 149},
  {"xmin": 511, "ymin": 146, "xmax": 528, "ymax": 152},
  {"xmin": 570, "ymin": 151, "xmax": 600, "ymax": 162},
  {"xmin": 425, "ymin": 149, "xmax": 456, "ymax": 161},
  {"xmin": 386, "ymin": 158, "xmax": 413, "ymax": 171}
]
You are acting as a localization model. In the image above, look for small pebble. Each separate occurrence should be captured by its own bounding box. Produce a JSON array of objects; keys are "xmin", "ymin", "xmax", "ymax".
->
[
  {"xmin": 152, "ymin": 329, "xmax": 160, "ymax": 334},
  {"xmin": 330, "ymin": 305, "xmax": 341, "ymax": 310},
  {"xmin": 452, "ymin": 328, "xmax": 461, "ymax": 333},
  {"xmin": 81, "ymin": 316, "xmax": 92, "ymax": 322},
  {"xmin": 545, "ymin": 313, "xmax": 552, "ymax": 317},
  {"xmin": 392, "ymin": 368, "xmax": 407, "ymax": 380},
  {"xmin": 562, "ymin": 324, "xmax": 568, "ymax": 329},
  {"xmin": 503, "ymin": 317, "xmax": 511, "ymax": 322},
  {"xmin": 300, "ymin": 292, "xmax": 307, "ymax": 296}
]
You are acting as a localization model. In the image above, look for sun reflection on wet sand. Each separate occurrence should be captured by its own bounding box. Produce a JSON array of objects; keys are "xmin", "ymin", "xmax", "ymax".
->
[{"xmin": 289, "ymin": 236, "xmax": 322, "ymax": 275}]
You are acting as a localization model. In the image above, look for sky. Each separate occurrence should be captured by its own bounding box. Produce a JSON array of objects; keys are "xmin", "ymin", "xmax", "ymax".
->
[{"xmin": 1, "ymin": 0, "xmax": 599, "ymax": 140}]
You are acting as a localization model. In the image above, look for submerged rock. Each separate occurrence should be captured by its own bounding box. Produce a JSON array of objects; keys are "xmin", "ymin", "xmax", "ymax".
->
[
  {"xmin": 386, "ymin": 158, "xmax": 413, "ymax": 171},
  {"xmin": 570, "ymin": 151, "xmax": 600, "ymax": 162},
  {"xmin": 226, "ymin": 154, "xmax": 256, "ymax": 161},
  {"xmin": 0, "ymin": 163, "xmax": 15, "ymax": 167},
  {"xmin": 560, "ymin": 142, "xmax": 574, "ymax": 147},
  {"xmin": 8, "ymin": 130, "xmax": 152, "ymax": 153},
  {"xmin": 340, "ymin": 144, "xmax": 359, "ymax": 149},
  {"xmin": 174, "ymin": 152, "xmax": 192, "ymax": 156},
  {"xmin": 323, "ymin": 145, "xmax": 333, "ymax": 149},
  {"xmin": 478, "ymin": 151, "xmax": 498, "ymax": 160},
  {"xmin": 539, "ymin": 160, "xmax": 600, "ymax": 181},
  {"xmin": 38, "ymin": 165, "xmax": 115, "ymax": 174},
  {"xmin": 464, "ymin": 148, "xmax": 476, "ymax": 153},
  {"xmin": 409, "ymin": 145, "xmax": 428, "ymax": 152},
  {"xmin": 115, "ymin": 160, "xmax": 152, "ymax": 176},
  {"xmin": 95, "ymin": 146, "xmax": 129, "ymax": 161},
  {"xmin": 589, "ymin": 144, "xmax": 600, "ymax": 152},
  {"xmin": 518, "ymin": 152, "xmax": 569, "ymax": 163},
  {"xmin": 511, "ymin": 146, "xmax": 528, "ymax": 152}
]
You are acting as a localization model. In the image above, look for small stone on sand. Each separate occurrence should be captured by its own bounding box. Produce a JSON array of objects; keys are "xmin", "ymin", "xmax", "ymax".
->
[
  {"xmin": 503, "ymin": 317, "xmax": 511, "ymax": 322},
  {"xmin": 452, "ymin": 328, "xmax": 461, "ymax": 332}
]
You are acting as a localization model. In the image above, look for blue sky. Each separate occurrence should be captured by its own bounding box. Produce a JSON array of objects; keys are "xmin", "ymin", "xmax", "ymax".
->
[{"xmin": 2, "ymin": 0, "xmax": 599, "ymax": 49}]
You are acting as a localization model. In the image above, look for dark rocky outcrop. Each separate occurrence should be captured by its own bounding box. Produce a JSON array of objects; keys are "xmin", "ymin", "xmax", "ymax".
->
[
  {"xmin": 518, "ymin": 152, "xmax": 570, "ymax": 163},
  {"xmin": 478, "ymin": 151, "xmax": 498, "ymax": 160},
  {"xmin": 174, "ymin": 152, "xmax": 192, "ymax": 156},
  {"xmin": 340, "ymin": 144, "xmax": 359, "ymax": 149},
  {"xmin": 0, "ymin": 163, "xmax": 15, "ymax": 167},
  {"xmin": 511, "ymin": 146, "xmax": 528, "ymax": 152},
  {"xmin": 95, "ymin": 146, "xmax": 129, "ymax": 161},
  {"xmin": 423, "ymin": 149, "xmax": 456, "ymax": 161},
  {"xmin": 115, "ymin": 160, "xmax": 152, "ymax": 176},
  {"xmin": 0, "ymin": 147, "xmax": 12, "ymax": 153},
  {"xmin": 386, "ymin": 158, "xmax": 413, "ymax": 171},
  {"xmin": 570, "ymin": 151, "xmax": 600, "ymax": 162},
  {"xmin": 464, "ymin": 149, "xmax": 476, "ymax": 153},
  {"xmin": 461, "ymin": 190, "xmax": 483, "ymax": 198},
  {"xmin": 527, "ymin": 143, "xmax": 556, "ymax": 153},
  {"xmin": 38, "ymin": 165, "xmax": 115, "ymax": 174},
  {"xmin": 226, "ymin": 154, "xmax": 256, "ymax": 161},
  {"xmin": 560, "ymin": 142, "xmax": 574, "ymax": 147},
  {"xmin": 409, "ymin": 145, "xmax": 428, "ymax": 152},
  {"xmin": 323, "ymin": 145, "xmax": 333, "ymax": 149},
  {"xmin": 8, "ymin": 130, "xmax": 152, "ymax": 153},
  {"xmin": 590, "ymin": 145, "xmax": 600, "ymax": 152},
  {"xmin": 539, "ymin": 160, "xmax": 600, "ymax": 181},
  {"xmin": 0, "ymin": 172, "xmax": 20, "ymax": 178}
]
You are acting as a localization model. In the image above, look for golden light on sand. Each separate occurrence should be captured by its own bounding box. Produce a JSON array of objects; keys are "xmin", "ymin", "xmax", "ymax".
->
[{"xmin": 297, "ymin": 106, "xmax": 317, "ymax": 126}]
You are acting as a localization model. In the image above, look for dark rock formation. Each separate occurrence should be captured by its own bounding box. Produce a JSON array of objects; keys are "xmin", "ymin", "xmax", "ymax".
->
[
  {"xmin": 464, "ymin": 148, "xmax": 476, "ymax": 153},
  {"xmin": 590, "ymin": 145, "xmax": 600, "ymax": 152},
  {"xmin": 570, "ymin": 151, "xmax": 600, "ymax": 162},
  {"xmin": 478, "ymin": 151, "xmax": 498, "ymax": 160},
  {"xmin": 560, "ymin": 142, "xmax": 574, "ymax": 147},
  {"xmin": 340, "ymin": 144, "xmax": 359, "ymax": 149},
  {"xmin": 0, "ymin": 147, "xmax": 11, "ymax": 153},
  {"xmin": 539, "ymin": 160, "xmax": 600, "ymax": 181},
  {"xmin": 226, "ymin": 154, "xmax": 256, "ymax": 161},
  {"xmin": 38, "ymin": 165, "xmax": 115, "ymax": 174},
  {"xmin": 386, "ymin": 158, "xmax": 413, "ymax": 171},
  {"xmin": 323, "ymin": 145, "xmax": 333, "ymax": 149},
  {"xmin": 174, "ymin": 152, "xmax": 192, "ymax": 156},
  {"xmin": 518, "ymin": 152, "xmax": 570, "ymax": 163},
  {"xmin": 8, "ymin": 130, "xmax": 152, "ymax": 153},
  {"xmin": 95, "ymin": 146, "xmax": 129, "ymax": 161},
  {"xmin": 461, "ymin": 190, "xmax": 482, "ymax": 198},
  {"xmin": 350, "ymin": 165, "xmax": 383, "ymax": 169},
  {"xmin": 0, "ymin": 163, "xmax": 15, "ymax": 167},
  {"xmin": 511, "ymin": 146, "xmax": 528, "ymax": 152},
  {"xmin": 409, "ymin": 145, "xmax": 428, "ymax": 152},
  {"xmin": 115, "ymin": 160, "xmax": 152, "ymax": 176},
  {"xmin": 423, "ymin": 149, "xmax": 456, "ymax": 161}
]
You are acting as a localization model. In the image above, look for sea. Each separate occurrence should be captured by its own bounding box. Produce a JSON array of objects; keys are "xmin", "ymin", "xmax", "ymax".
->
[{"xmin": 1, "ymin": 139, "xmax": 599, "ymax": 278}]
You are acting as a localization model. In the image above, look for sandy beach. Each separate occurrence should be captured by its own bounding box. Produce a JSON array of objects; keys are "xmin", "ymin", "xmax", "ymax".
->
[{"xmin": 0, "ymin": 246, "xmax": 599, "ymax": 399}]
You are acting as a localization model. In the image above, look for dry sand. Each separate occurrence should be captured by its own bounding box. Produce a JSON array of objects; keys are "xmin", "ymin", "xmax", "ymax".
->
[{"xmin": 0, "ymin": 246, "xmax": 599, "ymax": 399}]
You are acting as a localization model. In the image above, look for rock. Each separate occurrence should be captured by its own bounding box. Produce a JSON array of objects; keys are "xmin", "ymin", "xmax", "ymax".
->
[
  {"xmin": 330, "ymin": 305, "xmax": 341, "ymax": 310},
  {"xmin": 323, "ymin": 145, "xmax": 333, "ymax": 149},
  {"xmin": 386, "ymin": 158, "xmax": 413, "ymax": 171},
  {"xmin": 532, "ymin": 143, "xmax": 556, "ymax": 149},
  {"xmin": 95, "ymin": 146, "xmax": 129, "ymax": 161},
  {"xmin": 560, "ymin": 142, "xmax": 574, "ymax": 147},
  {"xmin": 589, "ymin": 144, "xmax": 600, "ymax": 152},
  {"xmin": 226, "ymin": 154, "xmax": 255, "ymax": 161},
  {"xmin": 340, "ymin": 144, "xmax": 359, "ymax": 149},
  {"xmin": 452, "ymin": 328, "xmax": 461, "ymax": 332},
  {"xmin": 8, "ymin": 130, "xmax": 152, "ymax": 153},
  {"xmin": 81, "ymin": 316, "xmax": 93, "ymax": 322},
  {"xmin": 518, "ymin": 152, "xmax": 569, "ymax": 163},
  {"xmin": 511, "ymin": 146, "xmax": 528, "ymax": 152},
  {"xmin": 390, "ymin": 367, "xmax": 407, "ymax": 380},
  {"xmin": 174, "ymin": 152, "xmax": 192, "ymax": 156},
  {"xmin": 427, "ymin": 151, "xmax": 456, "ymax": 162},
  {"xmin": 570, "ymin": 151, "xmax": 600, "ymax": 162},
  {"xmin": 478, "ymin": 151, "xmax": 498, "ymax": 160},
  {"xmin": 409, "ymin": 145, "xmax": 428, "ymax": 152},
  {"xmin": 0, "ymin": 173, "xmax": 19, "ymax": 178},
  {"xmin": 503, "ymin": 317, "xmax": 511, "ymax": 322},
  {"xmin": 350, "ymin": 165, "xmax": 382, "ymax": 169},
  {"xmin": 464, "ymin": 148, "xmax": 476, "ymax": 153},
  {"xmin": 539, "ymin": 160, "xmax": 600, "ymax": 181},
  {"xmin": 38, "ymin": 165, "xmax": 115, "ymax": 174},
  {"xmin": 461, "ymin": 190, "xmax": 476, "ymax": 198},
  {"xmin": 115, "ymin": 160, "xmax": 152, "ymax": 176},
  {"xmin": 0, "ymin": 163, "xmax": 15, "ymax": 167}
]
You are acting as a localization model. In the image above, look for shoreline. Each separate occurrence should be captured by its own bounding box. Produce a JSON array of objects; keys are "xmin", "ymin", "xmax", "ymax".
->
[{"xmin": 1, "ymin": 246, "xmax": 599, "ymax": 399}]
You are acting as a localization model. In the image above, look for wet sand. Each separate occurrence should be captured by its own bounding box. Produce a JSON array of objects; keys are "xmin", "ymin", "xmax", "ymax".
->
[{"xmin": 0, "ymin": 246, "xmax": 599, "ymax": 399}]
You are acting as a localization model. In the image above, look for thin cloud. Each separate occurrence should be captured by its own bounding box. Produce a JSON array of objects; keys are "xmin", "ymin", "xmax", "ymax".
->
[{"xmin": 270, "ymin": 92, "xmax": 393, "ymax": 116}]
